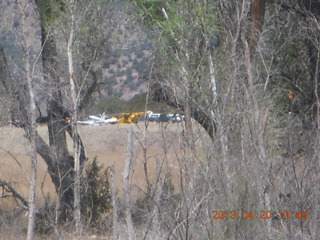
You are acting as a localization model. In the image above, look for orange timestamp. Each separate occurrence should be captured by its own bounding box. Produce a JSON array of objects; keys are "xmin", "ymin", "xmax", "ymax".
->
[{"xmin": 212, "ymin": 210, "xmax": 308, "ymax": 220}]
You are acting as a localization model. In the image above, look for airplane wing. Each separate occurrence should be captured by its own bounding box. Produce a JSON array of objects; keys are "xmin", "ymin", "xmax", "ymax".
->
[
  {"xmin": 87, "ymin": 115, "xmax": 118, "ymax": 124},
  {"xmin": 104, "ymin": 118, "xmax": 117, "ymax": 124},
  {"xmin": 89, "ymin": 115, "xmax": 104, "ymax": 122},
  {"xmin": 77, "ymin": 120, "xmax": 100, "ymax": 126}
]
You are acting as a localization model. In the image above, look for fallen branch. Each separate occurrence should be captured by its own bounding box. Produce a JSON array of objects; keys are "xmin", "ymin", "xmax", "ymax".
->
[{"xmin": 0, "ymin": 178, "xmax": 28, "ymax": 209}]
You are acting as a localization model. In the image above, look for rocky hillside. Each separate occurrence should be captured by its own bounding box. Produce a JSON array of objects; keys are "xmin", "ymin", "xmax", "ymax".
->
[
  {"xmin": 0, "ymin": 0, "xmax": 154, "ymax": 125},
  {"xmin": 100, "ymin": 40, "xmax": 153, "ymax": 100}
]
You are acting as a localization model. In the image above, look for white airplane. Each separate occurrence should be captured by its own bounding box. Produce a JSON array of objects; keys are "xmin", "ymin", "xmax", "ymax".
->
[
  {"xmin": 76, "ymin": 120, "xmax": 101, "ymax": 126},
  {"xmin": 77, "ymin": 114, "xmax": 117, "ymax": 125},
  {"xmin": 146, "ymin": 111, "xmax": 184, "ymax": 123},
  {"xmin": 89, "ymin": 115, "xmax": 117, "ymax": 124},
  {"xmin": 88, "ymin": 115, "xmax": 107, "ymax": 123},
  {"xmin": 104, "ymin": 118, "xmax": 117, "ymax": 124}
]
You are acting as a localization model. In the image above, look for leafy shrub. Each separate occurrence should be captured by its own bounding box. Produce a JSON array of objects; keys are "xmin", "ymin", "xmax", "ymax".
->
[{"xmin": 81, "ymin": 158, "xmax": 112, "ymax": 227}]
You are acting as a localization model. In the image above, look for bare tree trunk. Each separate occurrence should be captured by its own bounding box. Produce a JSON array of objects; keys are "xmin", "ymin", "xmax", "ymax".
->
[
  {"xmin": 35, "ymin": 0, "xmax": 76, "ymax": 223},
  {"xmin": 184, "ymin": 92, "xmax": 194, "ymax": 149},
  {"xmin": 26, "ymin": 58, "xmax": 38, "ymax": 240},
  {"xmin": 208, "ymin": 50, "xmax": 232, "ymax": 195},
  {"xmin": 110, "ymin": 164, "xmax": 119, "ymax": 240},
  {"xmin": 249, "ymin": 0, "xmax": 266, "ymax": 50},
  {"xmin": 26, "ymin": 71, "xmax": 38, "ymax": 240},
  {"xmin": 208, "ymin": 53, "xmax": 217, "ymax": 102},
  {"xmin": 312, "ymin": 49, "xmax": 320, "ymax": 239},
  {"xmin": 243, "ymin": 36, "xmax": 272, "ymax": 238},
  {"xmin": 0, "ymin": 43, "xmax": 18, "ymax": 121},
  {"xmin": 15, "ymin": 1, "xmax": 39, "ymax": 239},
  {"xmin": 142, "ymin": 129, "xmax": 152, "ymax": 198},
  {"xmin": 66, "ymin": 0, "xmax": 82, "ymax": 236},
  {"xmin": 153, "ymin": 156, "xmax": 163, "ymax": 240},
  {"xmin": 123, "ymin": 128, "xmax": 136, "ymax": 240}
]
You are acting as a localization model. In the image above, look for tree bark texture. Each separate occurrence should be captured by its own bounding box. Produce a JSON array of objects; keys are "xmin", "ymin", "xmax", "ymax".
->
[
  {"xmin": 0, "ymin": 44, "xmax": 18, "ymax": 122},
  {"xmin": 33, "ymin": 0, "xmax": 86, "ymax": 223},
  {"xmin": 15, "ymin": 1, "xmax": 39, "ymax": 239},
  {"xmin": 67, "ymin": 1, "xmax": 82, "ymax": 235},
  {"xmin": 123, "ymin": 128, "xmax": 136, "ymax": 240},
  {"xmin": 111, "ymin": 164, "xmax": 119, "ymax": 240},
  {"xmin": 249, "ymin": 0, "xmax": 266, "ymax": 50},
  {"xmin": 243, "ymin": 36, "xmax": 272, "ymax": 238},
  {"xmin": 39, "ymin": 27, "xmax": 75, "ymax": 223}
]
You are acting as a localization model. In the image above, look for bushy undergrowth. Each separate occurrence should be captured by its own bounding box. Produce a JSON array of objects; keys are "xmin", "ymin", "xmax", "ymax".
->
[
  {"xmin": 33, "ymin": 158, "xmax": 112, "ymax": 235},
  {"xmin": 81, "ymin": 158, "xmax": 112, "ymax": 228}
]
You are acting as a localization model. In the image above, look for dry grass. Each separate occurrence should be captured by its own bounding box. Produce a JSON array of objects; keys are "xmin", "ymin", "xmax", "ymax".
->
[
  {"xmin": 0, "ymin": 121, "xmax": 208, "ymax": 238},
  {"xmin": 0, "ymin": 122, "xmax": 187, "ymax": 204}
]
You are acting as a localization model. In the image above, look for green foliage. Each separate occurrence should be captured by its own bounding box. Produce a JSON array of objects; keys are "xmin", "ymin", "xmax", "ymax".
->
[
  {"xmin": 267, "ymin": 38, "xmax": 312, "ymax": 116},
  {"xmin": 92, "ymin": 93, "xmax": 175, "ymax": 114},
  {"xmin": 132, "ymin": 0, "xmax": 220, "ymax": 111},
  {"xmin": 133, "ymin": 0, "xmax": 166, "ymax": 26},
  {"xmin": 35, "ymin": 0, "xmax": 66, "ymax": 27},
  {"xmin": 133, "ymin": 0, "xmax": 218, "ymax": 41},
  {"xmin": 269, "ymin": 87, "xmax": 291, "ymax": 116},
  {"xmin": 95, "ymin": 96, "xmax": 128, "ymax": 113},
  {"xmin": 81, "ymin": 158, "xmax": 112, "ymax": 227}
]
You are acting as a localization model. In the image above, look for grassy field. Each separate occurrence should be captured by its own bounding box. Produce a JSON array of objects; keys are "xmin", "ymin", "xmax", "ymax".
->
[
  {"xmin": 0, "ymin": 121, "xmax": 211, "ymax": 239},
  {"xmin": 0, "ymin": 121, "xmax": 202, "ymax": 209}
]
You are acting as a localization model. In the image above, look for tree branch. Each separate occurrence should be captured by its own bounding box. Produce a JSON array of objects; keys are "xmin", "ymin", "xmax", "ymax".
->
[{"xmin": 0, "ymin": 179, "xmax": 28, "ymax": 209}]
